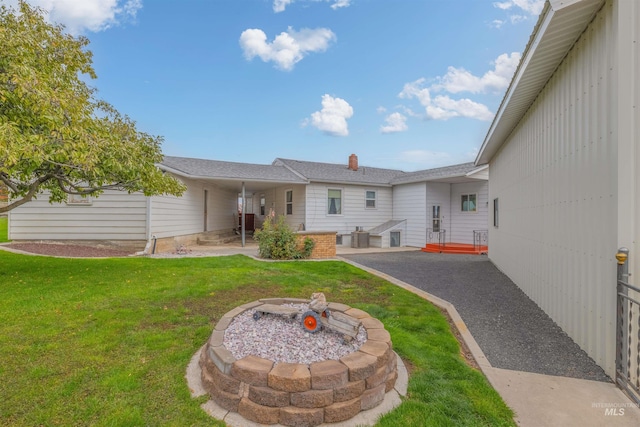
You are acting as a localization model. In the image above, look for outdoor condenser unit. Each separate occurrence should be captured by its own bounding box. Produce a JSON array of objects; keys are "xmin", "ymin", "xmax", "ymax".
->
[{"xmin": 351, "ymin": 227, "xmax": 369, "ymax": 248}]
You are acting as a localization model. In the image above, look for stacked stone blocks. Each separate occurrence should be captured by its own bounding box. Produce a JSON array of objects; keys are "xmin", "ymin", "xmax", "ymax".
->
[
  {"xmin": 200, "ymin": 297, "xmax": 397, "ymax": 426},
  {"xmin": 296, "ymin": 231, "xmax": 337, "ymax": 259}
]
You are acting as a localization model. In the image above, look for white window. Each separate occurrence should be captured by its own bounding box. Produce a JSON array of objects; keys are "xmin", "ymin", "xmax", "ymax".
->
[
  {"xmin": 328, "ymin": 189, "xmax": 342, "ymax": 215},
  {"xmin": 260, "ymin": 194, "xmax": 266, "ymax": 216},
  {"xmin": 493, "ymin": 198, "xmax": 499, "ymax": 227},
  {"xmin": 365, "ymin": 191, "xmax": 376, "ymax": 209},
  {"xmin": 285, "ymin": 190, "xmax": 293, "ymax": 215},
  {"xmin": 66, "ymin": 194, "xmax": 92, "ymax": 205},
  {"xmin": 461, "ymin": 194, "xmax": 477, "ymax": 212}
]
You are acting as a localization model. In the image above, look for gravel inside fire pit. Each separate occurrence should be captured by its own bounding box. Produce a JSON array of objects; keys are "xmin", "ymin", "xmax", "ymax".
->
[{"xmin": 223, "ymin": 304, "xmax": 368, "ymax": 365}]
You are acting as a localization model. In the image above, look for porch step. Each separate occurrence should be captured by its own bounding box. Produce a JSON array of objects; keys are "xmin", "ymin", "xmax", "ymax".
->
[
  {"xmin": 197, "ymin": 231, "xmax": 241, "ymax": 246},
  {"xmin": 421, "ymin": 243, "xmax": 488, "ymax": 255}
]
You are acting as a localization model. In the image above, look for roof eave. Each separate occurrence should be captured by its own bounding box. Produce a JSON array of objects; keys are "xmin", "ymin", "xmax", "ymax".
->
[
  {"xmin": 309, "ymin": 179, "xmax": 394, "ymax": 187},
  {"xmin": 475, "ymin": 0, "xmax": 605, "ymax": 165},
  {"xmin": 158, "ymin": 164, "xmax": 308, "ymax": 185}
]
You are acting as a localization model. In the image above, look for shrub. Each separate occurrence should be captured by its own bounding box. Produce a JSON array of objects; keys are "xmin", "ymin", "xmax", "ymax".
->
[{"xmin": 254, "ymin": 214, "xmax": 315, "ymax": 260}]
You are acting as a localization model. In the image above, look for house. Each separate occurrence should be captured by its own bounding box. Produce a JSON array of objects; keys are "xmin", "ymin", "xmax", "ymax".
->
[
  {"xmin": 475, "ymin": 0, "xmax": 639, "ymax": 385},
  {"xmin": 7, "ymin": 154, "xmax": 489, "ymax": 254}
]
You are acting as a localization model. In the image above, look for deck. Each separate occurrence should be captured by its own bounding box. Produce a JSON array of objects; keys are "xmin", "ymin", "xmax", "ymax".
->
[{"xmin": 421, "ymin": 242, "xmax": 488, "ymax": 255}]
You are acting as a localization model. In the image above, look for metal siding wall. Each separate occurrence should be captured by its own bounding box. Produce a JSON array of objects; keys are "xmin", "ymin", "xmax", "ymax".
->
[
  {"xmin": 489, "ymin": 1, "xmax": 618, "ymax": 376},
  {"xmin": 635, "ymin": 0, "xmax": 640, "ymax": 290}
]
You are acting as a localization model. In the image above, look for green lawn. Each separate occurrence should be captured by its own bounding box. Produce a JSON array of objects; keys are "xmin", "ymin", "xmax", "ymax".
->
[
  {"xmin": 0, "ymin": 216, "xmax": 8, "ymax": 242},
  {"xmin": 0, "ymin": 251, "xmax": 515, "ymax": 426}
]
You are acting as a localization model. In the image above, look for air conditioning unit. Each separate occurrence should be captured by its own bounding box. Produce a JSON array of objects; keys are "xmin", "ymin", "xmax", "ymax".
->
[{"xmin": 351, "ymin": 231, "xmax": 370, "ymax": 248}]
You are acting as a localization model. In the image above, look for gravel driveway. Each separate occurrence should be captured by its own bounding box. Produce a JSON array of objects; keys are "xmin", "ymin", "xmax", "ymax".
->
[{"xmin": 342, "ymin": 251, "xmax": 610, "ymax": 382}]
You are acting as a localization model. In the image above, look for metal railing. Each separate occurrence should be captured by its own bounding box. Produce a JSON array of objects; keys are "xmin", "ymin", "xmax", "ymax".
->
[
  {"xmin": 616, "ymin": 247, "xmax": 640, "ymax": 405},
  {"xmin": 473, "ymin": 230, "xmax": 488, "ymax": 252},
  {"xmin": 426, "ymin": 228, "xmax": 446, "ymax": 250}
]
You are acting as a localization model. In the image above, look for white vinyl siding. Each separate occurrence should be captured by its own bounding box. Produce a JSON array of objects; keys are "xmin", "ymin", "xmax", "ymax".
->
[
  {"xmin": 392, "ymin": 183, "xmax": 426, "ymax": 247},
  {"xmin": 8, "ymin": 190, "xmax": 148, "ymax": 240},
  {"xmin": 450, "ymin": 182, "xmax": 488, "ymax": 244},
  {"xmin": 150, "ymin": 178, "xmax": 236, "ymax": 238},
  {"xmin": 487, "ymin": 1, "xmax": 618, "ymax": 377},
  {"xmin": 305, "ymin": 183, "xmax": 392, "ymax": 235},
  {"xmin": 272, "ymin": 185, "xmax": 305, "ymax": 230}
]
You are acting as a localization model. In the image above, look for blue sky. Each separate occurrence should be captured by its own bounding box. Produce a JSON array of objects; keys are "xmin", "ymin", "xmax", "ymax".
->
[{"xmin": 5, "ymin": 0, "xmax": 544, "ymax": 171}]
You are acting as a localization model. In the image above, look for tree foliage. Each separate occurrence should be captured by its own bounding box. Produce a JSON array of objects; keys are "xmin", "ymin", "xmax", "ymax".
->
[{"xmin": 0, "ymin": 1, "xmax": 184, "ymax": 213}]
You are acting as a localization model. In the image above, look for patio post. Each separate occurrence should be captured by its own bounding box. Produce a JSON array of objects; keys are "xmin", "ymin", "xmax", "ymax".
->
[{"xmin": 241, "ymin": 182, "xmax": 246, "ymax": 247}]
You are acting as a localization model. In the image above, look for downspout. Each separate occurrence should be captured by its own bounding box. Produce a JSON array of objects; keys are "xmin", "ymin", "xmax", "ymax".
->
[{"xmin": 241, "ymin": 182, "xmax": 246, "ymax": 248}]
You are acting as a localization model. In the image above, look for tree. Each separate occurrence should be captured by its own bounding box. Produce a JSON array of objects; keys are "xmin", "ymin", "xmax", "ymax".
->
[{"xmin": 0, "ymin": 1, "xmax": 185, "ymax": 213}]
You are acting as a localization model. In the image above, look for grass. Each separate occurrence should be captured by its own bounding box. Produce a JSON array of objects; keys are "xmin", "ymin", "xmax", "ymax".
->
[
  {"xmin": 0, "ymin": 251, "xmax": 515, "ymax": 426},
  {"xmin": 0, "ymin": 216, "xmax": 8, "ymax": 242}
]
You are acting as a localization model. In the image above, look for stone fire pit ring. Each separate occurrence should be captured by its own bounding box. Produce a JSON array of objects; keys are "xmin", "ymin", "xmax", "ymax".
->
[{"xmin": 193, "ymin": 297, "xmax": 406, "ymax": 426}]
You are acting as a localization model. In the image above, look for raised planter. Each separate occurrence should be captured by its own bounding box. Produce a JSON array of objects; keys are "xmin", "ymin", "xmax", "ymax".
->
[{"xmin": 199, "ymin": 298, "xmax": 397, "ymax": 426}]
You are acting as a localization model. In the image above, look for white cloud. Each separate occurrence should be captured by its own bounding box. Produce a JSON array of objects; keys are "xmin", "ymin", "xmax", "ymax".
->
[
  {"xmin": 380, "ymin": 112, "xmax": 408, "ymax": 134},
  {"xmin": 392, "ymin": 53, "xmax": 519, "ymax": 120},
  {"xmin": 493, "ymin": 1, "xmax": 513, "ymax": 11},
  {"xmin": 273, "ymin": 0, "xmax": 351, "ymax": 13},
  {"xmin": 492, "ymin": 0, "xmax": 543, "ymax": 27},
  {"xmin": 330, "ymin": 0, "xmax": 351, "ymax": 10},
  {"xmin": 6, "ymin": 0, "xmax": 142, "ymax": 34},
  {"xmin": 239, "ymin": 27, "xmax": 336, "ymax": 71},
  {"xmin": 428, "ymin": 95, "xmax": 494, "ymax": 121},
  {"xmin": 273, "ymin": 0, "xmax": 293, "ymax": 13},
  {"xmin": 510, "ymin": 14, "xmax": 526, "ymax": 24},
  {"xmin": 493, "ymin": 0, "xmax": 544, "ymax": 15},
  {"xmin": 376, "ymin": 106, "xmax": 387, "ymax": 114},
  {"xmin": 306, "ymin": 94, "xmax": 353, "ymax": 137},
  {"xmin": 434, "ymin": 52, "xmax": 521, "ymax": 94},
  {"xmin": 399, "ymin": 78, "xmax": 432, "ymax": 105}
]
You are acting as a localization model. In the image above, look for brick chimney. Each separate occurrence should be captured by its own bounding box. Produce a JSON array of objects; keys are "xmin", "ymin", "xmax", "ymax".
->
[{"xmin": 348, "ymin": 154, "xmax": 358, "ymax": 171}]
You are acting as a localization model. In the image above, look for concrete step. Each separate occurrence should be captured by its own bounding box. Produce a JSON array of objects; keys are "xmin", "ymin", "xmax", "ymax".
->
[{"xmin": 197, "ymin": 231, "xmax": 241, "ymax": 246}]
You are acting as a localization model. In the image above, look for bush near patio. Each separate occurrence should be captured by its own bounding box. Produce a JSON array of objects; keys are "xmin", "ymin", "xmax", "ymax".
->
[
  {"xmin": 254, "ymin": 213, "xmax": 315, "ymax": 260},
  {"xmin": 0, "ymin": 251, "xmax": 515, "ymax": 426}
]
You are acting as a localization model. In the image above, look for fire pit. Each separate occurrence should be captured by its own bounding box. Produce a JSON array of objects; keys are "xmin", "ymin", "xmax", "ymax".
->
[{"xmin": 197, "ymin": 296, "xmax": 399, "ymax": 426}]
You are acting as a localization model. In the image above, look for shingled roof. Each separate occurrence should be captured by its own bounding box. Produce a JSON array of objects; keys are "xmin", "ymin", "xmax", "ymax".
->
[
  {"xmin": 160, "ymin": 156, "xmax": 307, "ymax": 184},
  {"xmin": 159, "ymin": 155, "xmax": 484, "ymax": 187},
  {"xmin": 390, "ymin": 162, "xmax": 480, "ymax": 185},
  {"xmin": 273, "ymin": 158, "xmax": 405, "ymax": 186}
]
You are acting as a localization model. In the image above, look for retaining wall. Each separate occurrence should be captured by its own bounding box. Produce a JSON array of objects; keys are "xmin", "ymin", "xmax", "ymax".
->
[{"xmin": 199, "ymin": 298, "xmax": 397, "ymax": 426}]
